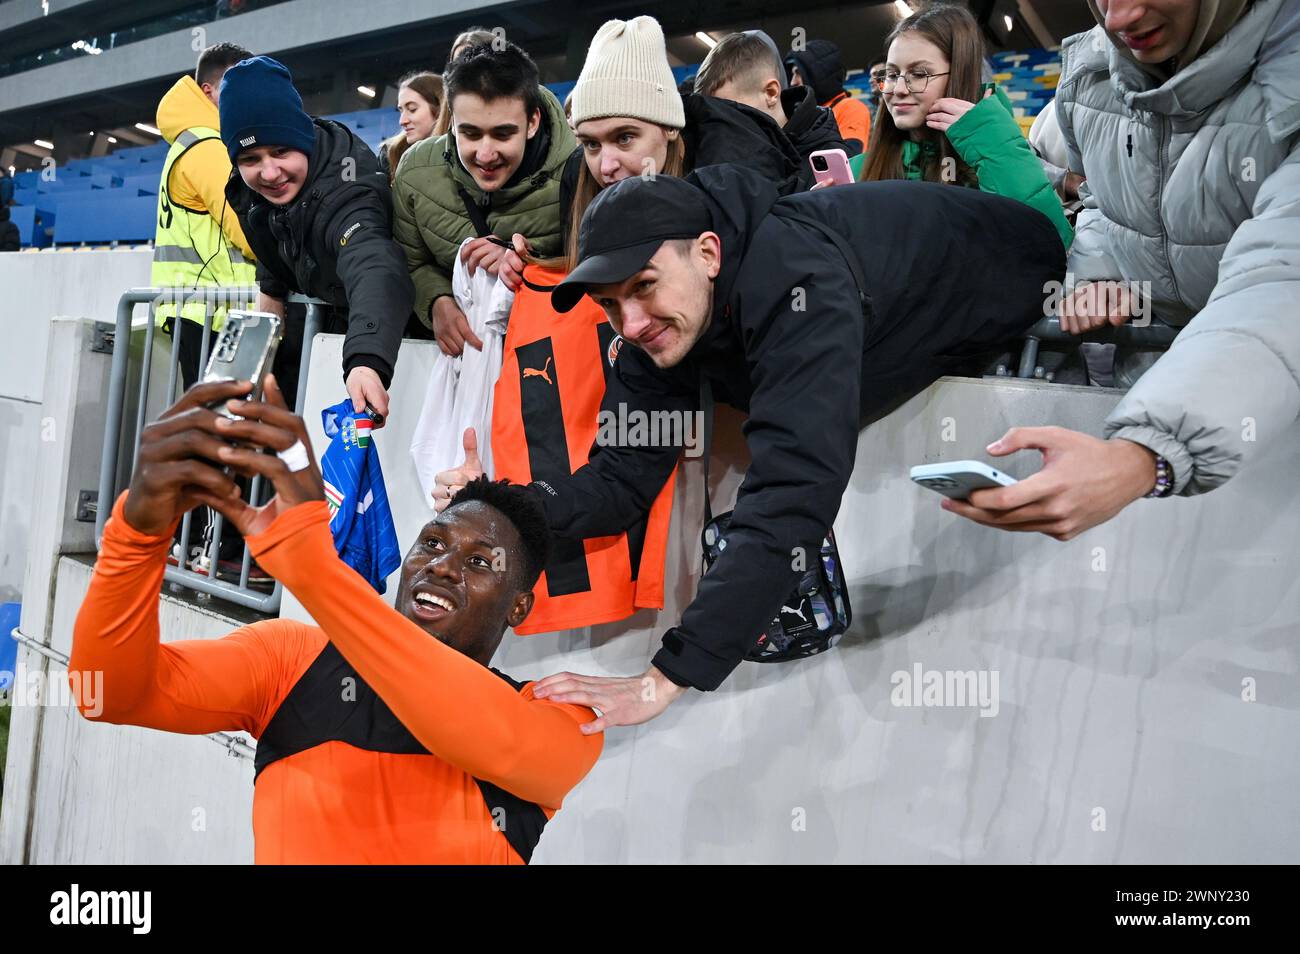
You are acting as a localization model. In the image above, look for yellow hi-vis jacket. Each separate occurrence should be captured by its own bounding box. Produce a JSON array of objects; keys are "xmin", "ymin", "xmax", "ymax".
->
[{"xmin": 151, "ymin": 76, "xmax": 256, "ymax": 329}]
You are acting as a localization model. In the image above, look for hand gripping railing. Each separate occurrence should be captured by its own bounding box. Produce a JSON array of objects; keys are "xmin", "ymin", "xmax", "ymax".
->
[{"xmin": 1014, "ymin": 316, "xmax": 1182, "ymax": 379}]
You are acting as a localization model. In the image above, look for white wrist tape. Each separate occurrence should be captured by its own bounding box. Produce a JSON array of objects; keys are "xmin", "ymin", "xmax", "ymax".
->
[{"xmin": 276, "ymin": 439, "xmax": 310, "ymax": 473}]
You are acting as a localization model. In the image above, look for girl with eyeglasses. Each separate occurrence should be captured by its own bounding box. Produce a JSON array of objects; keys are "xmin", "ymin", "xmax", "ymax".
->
[{"xmin": 853, "ymin": 3, "xmax": 1072, "ymax": 251}]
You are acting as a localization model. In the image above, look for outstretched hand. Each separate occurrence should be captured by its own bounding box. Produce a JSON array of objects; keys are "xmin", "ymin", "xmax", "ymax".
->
[
  {"xmin": 531, "ymin": 667, "xmax": 688, "ymax": 735},
  {"xmin": 940, "ymin": 426, "xmax": 1158, "ymax": 541}
]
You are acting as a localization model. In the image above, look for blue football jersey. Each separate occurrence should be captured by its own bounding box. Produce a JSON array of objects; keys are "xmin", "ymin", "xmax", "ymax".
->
[{"xmin": 320, "ymin": 399, "xmax": 402, "ymax": 594}]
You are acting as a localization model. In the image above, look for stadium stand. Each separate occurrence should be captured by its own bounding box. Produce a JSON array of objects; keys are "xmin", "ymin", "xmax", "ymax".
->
[{"xmin": 988, "ymin": 47, "xmax": 1061, "ymax": 135}]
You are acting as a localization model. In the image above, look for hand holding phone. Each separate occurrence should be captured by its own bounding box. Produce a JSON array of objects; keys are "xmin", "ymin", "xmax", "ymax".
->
[
  {"xmin": 910, "ymin": 461, "xmax": 1018, "ymax": 500},
  {"xmin": 810, "ymin": 148, "xmax": 854, "ymax": 188}
]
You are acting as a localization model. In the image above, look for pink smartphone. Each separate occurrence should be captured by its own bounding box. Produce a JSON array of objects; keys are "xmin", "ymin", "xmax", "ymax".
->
[{"xmin": 810, "ymin": 148, "xmax": 853, "ymax": 187}]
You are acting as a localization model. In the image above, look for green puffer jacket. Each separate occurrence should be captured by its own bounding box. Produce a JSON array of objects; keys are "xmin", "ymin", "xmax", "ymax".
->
[
  {"xmin": 391, "ymin": 86, "xmax": 575, "ymax": 325},
  {"xmin": 851, "ymin": 85, "xmax": 1073, "ymax": 251}
]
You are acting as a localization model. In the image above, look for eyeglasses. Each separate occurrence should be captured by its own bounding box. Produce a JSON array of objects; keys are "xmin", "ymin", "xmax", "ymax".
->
[{"xmin": 882, "ymin": 68, "xmax": 950, "ymax": 94}]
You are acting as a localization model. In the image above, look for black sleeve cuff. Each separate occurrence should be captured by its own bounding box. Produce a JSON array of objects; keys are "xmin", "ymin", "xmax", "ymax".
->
[
  {"xmin": 654, "ymin": 657, "xmax": 695, "ymax": 689},
  {"xmin": 259, "ymin": 279, "xmax": 290, "ymax": 301},
  {"xmin": 651, "ymin": 628, "xmax": 729, "ymax": 692}
]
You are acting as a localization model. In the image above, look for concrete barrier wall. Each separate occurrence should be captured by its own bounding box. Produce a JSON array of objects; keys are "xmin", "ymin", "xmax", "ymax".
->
[
  {"xmin": 0, "ymin": 249, "xmax": 151, "ymax": 405},
  {"xmin": 0, "ymin": 249, "xmax": 151, "ymax": 601},
  {"xmin": 291, "ymin": 336, "xmax": 1300, "ymax": 864},
  {"xmin": 7, "ymin": 323, "xmax": 1298, "ymax": 863},
  {"xmin": 1, "ymin": 313, "xmax": 256, "ymax": 864},
  {"xmin": 17, "ymin": 559, "xmax": 256, "ymax": 865}
]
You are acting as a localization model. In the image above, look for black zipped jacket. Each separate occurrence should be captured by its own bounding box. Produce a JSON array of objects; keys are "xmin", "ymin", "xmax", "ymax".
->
[
  {"xmin": 227, "ymin": 118, "xmax": 414, "ymax": 388},
  {"xmin": 534, "ymin": 164, "xmax": 1066, "ymax": 691}
]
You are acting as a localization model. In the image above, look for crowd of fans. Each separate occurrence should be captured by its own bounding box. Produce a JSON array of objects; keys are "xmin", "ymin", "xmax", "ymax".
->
[{"xmin": 61, "ymin": 0, "xmax": 1299, "ymax": 864}]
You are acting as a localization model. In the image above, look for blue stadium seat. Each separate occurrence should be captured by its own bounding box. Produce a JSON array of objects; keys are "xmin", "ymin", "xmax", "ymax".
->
[
  {"xmin": 53, "ymin": 194, "xmax": 155, "ymax": 244},
  {"xmin": 8, "ymin": 206, "xmax": 36, "ymax": 246},
  {"xmin": 40, "ymin": 175, "xmax": 97, "ymax": 194},
  {"xmin": 33, "ymin": 193, "xmax": 60, "ymax": 217},
  {"xmin": 326, "ymin": 109, "xmax": 383, "ymax": 133},
  {"xmin": 0, "ymin": 603, "xmax": 18, "ymax": 689},
  {"xmin": 118, "ymin": 173, "xmax": 160, "ymax": 196},
  {"xmin": 548, "ymin": 79, "xmax": 576, "ymax": 103}
]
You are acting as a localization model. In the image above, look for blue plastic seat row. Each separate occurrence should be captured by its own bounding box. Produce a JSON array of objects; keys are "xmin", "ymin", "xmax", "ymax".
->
[{"xmin": 51, "ymin": 194, "xmax": 155, "ymax": 244}]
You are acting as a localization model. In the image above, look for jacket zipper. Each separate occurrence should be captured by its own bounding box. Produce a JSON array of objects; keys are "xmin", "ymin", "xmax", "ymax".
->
[{"xmin": 1154, "ymin": 115, "xmax": 1180, "ymax": 307}]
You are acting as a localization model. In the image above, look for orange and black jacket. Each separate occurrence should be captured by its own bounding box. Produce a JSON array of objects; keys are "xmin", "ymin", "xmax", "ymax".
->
[
  {"xmin": 493, "ymin": 269, "xmax": 676, "ymax": 634},
  {"xmin": 70, "ymin": 492, "xmax": 603, "ymax": 864}
]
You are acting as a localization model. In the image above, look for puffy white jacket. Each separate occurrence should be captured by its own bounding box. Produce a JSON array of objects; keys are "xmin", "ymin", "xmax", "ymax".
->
[{"xmin": 1056, "ymin": 0, "xmax": 1300, "ymax": 494}]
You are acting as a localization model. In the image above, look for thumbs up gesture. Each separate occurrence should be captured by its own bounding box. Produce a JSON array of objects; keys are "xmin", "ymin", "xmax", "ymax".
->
[{"xmin": 432, "ymin": 427, "xmax": 484, "ymax": 512}]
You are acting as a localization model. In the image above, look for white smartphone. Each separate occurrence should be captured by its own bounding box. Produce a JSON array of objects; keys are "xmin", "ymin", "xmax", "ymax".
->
[
  {"xmin": 201, "ymin": 311, "xmax": 283, "ymax": 419},
  {"xmin": 910, "ymin": 461, "xmax": 1017, "ymax": 500},
  {"xmin": 810, "ymin": 148, "xmax": 853, "ymax": 187}
]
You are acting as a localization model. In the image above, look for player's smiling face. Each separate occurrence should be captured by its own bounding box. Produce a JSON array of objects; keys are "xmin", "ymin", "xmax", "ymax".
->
[{"xmin": 394, "ymin": 502, "xmax": 533, "ymax": 666}]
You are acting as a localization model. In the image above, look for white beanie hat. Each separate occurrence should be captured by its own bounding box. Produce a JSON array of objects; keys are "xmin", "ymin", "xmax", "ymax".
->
[{"xmin": 570, "ymin": 16, "xmax": 685, "ymax": 129}]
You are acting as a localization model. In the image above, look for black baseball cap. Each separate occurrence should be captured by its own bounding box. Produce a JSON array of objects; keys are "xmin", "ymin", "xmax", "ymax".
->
[{"xmin": 551, "ymin": 174, "xmax": 714, "ymax": 313}]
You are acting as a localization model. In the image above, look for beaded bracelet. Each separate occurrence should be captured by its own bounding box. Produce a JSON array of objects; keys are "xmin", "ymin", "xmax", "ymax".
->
[{"xmin": 1145, "ymin": 454, "xmax": 1174, "ymax": 498}]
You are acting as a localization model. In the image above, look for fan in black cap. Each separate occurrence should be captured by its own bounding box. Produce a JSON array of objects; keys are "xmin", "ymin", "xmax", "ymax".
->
[{"xmin": 551, "ymin": 174, "xmax": 714, "ymax": 313}]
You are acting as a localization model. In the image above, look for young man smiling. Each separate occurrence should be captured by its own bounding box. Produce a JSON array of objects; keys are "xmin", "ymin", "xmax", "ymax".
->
[
  {"xmin": 220, "ymin": 56, "xmax": 414, "ymax": 424},
  {"xmin": 392, "ymin": 41, "xmax": 574, "ymax": 357},
  {"xmin": 70, "ymin": 376, "xmax": 601, "ymax": 864}
]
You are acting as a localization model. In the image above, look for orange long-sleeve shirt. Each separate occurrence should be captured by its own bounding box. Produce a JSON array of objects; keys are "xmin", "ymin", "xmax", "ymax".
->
[{"xmin": 70, "ymin": 491, "xmax": 603, "ymax": 864}]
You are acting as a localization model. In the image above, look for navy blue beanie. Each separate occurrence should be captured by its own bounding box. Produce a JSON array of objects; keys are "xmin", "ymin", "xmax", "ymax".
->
[{"xmin": 218, "ymin": 56, "xmax": 316, "ymax": 163}]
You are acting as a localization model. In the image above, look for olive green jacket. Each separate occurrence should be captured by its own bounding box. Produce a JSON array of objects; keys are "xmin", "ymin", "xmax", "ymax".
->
[{"xmin": 392, "ymin": 86, "xmax": 575, "ymax": 325}]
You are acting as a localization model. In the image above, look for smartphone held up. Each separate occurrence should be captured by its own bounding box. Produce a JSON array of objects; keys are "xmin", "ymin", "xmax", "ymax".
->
[
  {"xmin": 200, "ymin": 311, "xmax": 284, "ymax": 417},
  {"xmin": 810, "ymin": 148, "xmax": 854, "ymax": 188}
]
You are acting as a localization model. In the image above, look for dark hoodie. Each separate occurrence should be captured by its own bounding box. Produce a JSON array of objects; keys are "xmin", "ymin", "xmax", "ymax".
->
[
  {"xmin": 784, "ymin": 39, "xmax": 847, "ymax": 104},
  {"xmin": 535, "ymin": 164, "xmax": 1066, "ymax": 691},
  {"xmin": 0, "ymin": 206, "xmax": 19, "ymax": 251},
  {"xmin": 785, "ymin": 39, "xmax": 870, "ymax": 154},
  {"xmin": 227, "ymin": 117, "xmax": 415, "ymax": 388}
]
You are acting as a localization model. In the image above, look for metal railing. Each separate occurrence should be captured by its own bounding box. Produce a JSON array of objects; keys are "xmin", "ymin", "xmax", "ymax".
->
[
  {"xmin": 96, "ymin": 287, "xmax": 324, "ymax": 613},
  {"xmin": 9, "ymin": 625, "xmax": 255, "ymax": 760},
  {"xmin": 1012, "ymin": 316, "xmax": 1181, "ymax": 380}
]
